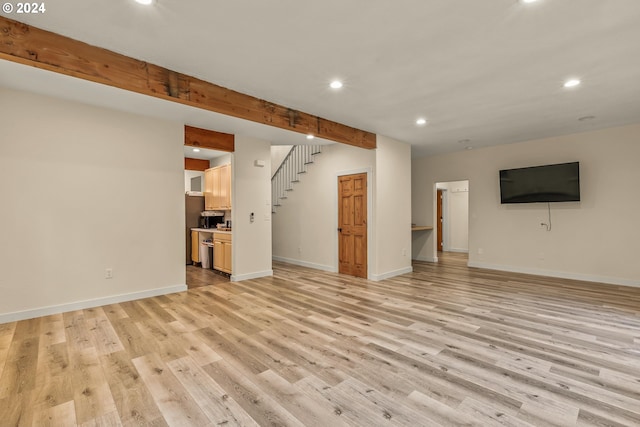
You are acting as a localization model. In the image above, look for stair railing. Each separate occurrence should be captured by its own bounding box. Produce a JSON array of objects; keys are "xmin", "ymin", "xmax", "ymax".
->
[{"xmin": 271, "ymin": 145, "xmax": 322, "ymax": 213}]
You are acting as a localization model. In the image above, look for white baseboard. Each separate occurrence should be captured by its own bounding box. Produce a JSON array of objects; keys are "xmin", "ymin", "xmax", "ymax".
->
[
  {"xmin": 0, "ymin": 284, "xmax": 187, "ymax": 324},
  {"xmin": 231, "ymin": 270, "xmax": 274, "ymax": 282},
  {"xmin": 414, "ymin": 255, "xmax": 438, "ymax": 263},
  {"xmin": 446, "ymin": 248, "xmax": 469, "ymax": 254},
  {"xmin": 468, "ymin": 261, "xmax": 640, "ymax": 288},
  {"xmin": 272, "ymin": 256, "xmax": 337, "ymax": 273},
  {"xmin": 370, "ymin": 266, "xmax": 413, "ymax": 281}
]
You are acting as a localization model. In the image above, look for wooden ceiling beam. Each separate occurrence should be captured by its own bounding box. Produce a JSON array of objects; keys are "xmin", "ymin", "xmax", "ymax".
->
[
  {"xmin": 185, "ymin": 126, "xmax": 235, "ymax": 152},
  {"xmin": 0, "ymin": 17, "xmax": 376, "ymax": 149},
  {"xmin": 184, "ymin": 158, "xmax": 210, "ymax": 172}
]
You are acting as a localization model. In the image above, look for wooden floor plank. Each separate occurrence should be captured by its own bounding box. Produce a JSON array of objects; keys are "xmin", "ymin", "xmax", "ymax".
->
[
  {"xmin": 31, "ymin": 341, "xmax": 73, "ymax": 412},
  {"xmin": 68, "ymin": 346, "xmax": 118, "ymax": 425},
  {"xmin": 203, "ymin": 360, "xmax": 306, "ymax": 426},
  {"xmin": 99, "ymin": 350, "xmax": 167, "ymax": 427},
  {"xmin": 256, "ymin": 368, "xmax": 351, "ymax": 427},
  {"xmin": 31, "ymin": 399, "xmax": 77, "ymax": 427},
  {"xmin": 167, "ymin": 356, "xmax": 259, "ymax": 426},
  {"xmin": 0, "ymin": 336, "xmax": 39, "ymax": 399},
  {"xmin": 132, "ymin": 352, "xmax": 211, "ymax": 426}
]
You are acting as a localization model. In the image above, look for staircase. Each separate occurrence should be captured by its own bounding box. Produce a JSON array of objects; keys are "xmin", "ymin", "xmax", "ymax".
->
[{"xmin": 271, "ymin": 145, "xmax": 322, "ymax": 213}]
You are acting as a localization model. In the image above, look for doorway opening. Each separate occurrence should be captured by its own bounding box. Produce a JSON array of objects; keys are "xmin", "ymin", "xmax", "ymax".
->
[
  {"xmin": 184, "ymin": 147, "xmax": 232, "ymax": 289},
  {"xmin": 435, "ymin": 180, "xmax": 469, "ymax": 262}
]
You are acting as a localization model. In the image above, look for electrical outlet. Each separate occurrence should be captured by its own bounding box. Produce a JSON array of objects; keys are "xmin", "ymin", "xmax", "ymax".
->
[
  {"xmin": 402, "ymin": 248, "xmax": 407, "ymax": 256},
  {"xmin": 298, "ymin": 247, "xmax": 302, "ymax": 254},
  {"xmin": 105, "ymin": 268, "xmax": 113, "ymax": 279},
  {"xmin": 477, "ymin": 248, "xmax": 484, "ymax": 255}
]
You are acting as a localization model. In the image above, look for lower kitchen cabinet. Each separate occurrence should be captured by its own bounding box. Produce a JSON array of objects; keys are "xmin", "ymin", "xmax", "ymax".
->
[
  {"xmin": 213, "ymin": 232, "xmax": 232, "ymax": 274},
  {"xmin": 191, "ymin": 231, "xmax": 199, "ymax": 264},
  {"xmin": 223, "ymin": 240, "xmax": 232, "ymax": 272}
]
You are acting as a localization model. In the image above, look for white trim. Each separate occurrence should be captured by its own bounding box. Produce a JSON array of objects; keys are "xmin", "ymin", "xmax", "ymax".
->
[
  {"xmin": 272, "ymin": 256, "xmax": 337, "ymax": 273},
  {"xmin": 333, "ymin": 167, "xmax": 374, "ymax": 280},
  {"xmin": 447, "ymin": 248, "xmax": 469, "ymax": 254},
  {"xmin": 414, "ymin": 255, "xmax": 438, "ymax": 262},
  {"xmin": 231, "ymin": 270, "xmax": 273, "ymax": 282},
  {"xmin": 441, "ymin": 188, "xmax": 449, "ymax": 251},
  {"xmin": 0, "ymin": 284, "xmax": 187, "ymax": 324},
  {"xmin": 468, "ymin": 261, "xmax": 640, "ymax": 288},
  {"xmin": 370, "ymin": 266, "xmax": 413, "ymax": 281}
]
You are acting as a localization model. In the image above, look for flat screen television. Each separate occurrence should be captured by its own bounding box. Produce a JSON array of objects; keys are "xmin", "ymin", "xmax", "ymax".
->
[{"xmin": 499, "ymin": 162, "xmax": 580, "ymax": 204}]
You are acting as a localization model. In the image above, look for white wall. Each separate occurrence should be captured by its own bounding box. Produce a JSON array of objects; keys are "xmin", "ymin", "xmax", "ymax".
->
[
  {"xmin": 272, "ymin": 143, "xmax": 376, "ymax": 273},
  {"xmin": 184, "ymin": 170, "xmax": 204, "ymax": 192},
  {"xmin": 0, "ymin": 88, "xmax": 186, "ymax": 322},
  {"xmin": 231, "ymin": 136, "xmax": 273, "ymax": 281},
  {"xmin": 374, "ymin": 136, "xmax": 413, "ymax": 280},
  {"xmin": 270, "ymin": 145, "xmax": 293, "ymax": 177},
  {"xmin": 210, "ymin": 154, "xmax": 232, "ymax": 168},
  {"xmin": 412, "ymin": 123, "xmax": 640, "ymax": 287}
]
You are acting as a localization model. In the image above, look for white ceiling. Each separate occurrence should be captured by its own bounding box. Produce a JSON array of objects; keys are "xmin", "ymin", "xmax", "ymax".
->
[
  {"xmin": 183, "ymin": 146, "xmax": 227, "ymax": 161},
  {"xmin": 4, "ymin": 0, "xmax": 640, "ymax": 157}
]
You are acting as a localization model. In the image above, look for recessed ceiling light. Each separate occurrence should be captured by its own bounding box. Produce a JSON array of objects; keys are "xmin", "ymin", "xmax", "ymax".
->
[
  {"xmin": 135, "ymin": 0, "xmax": 153, "ymax": 4},
  {"xmin": 521, "ymin": 0, "xmax": 540, "ymax": 4},
  {"xmin": 416, "ymin": 118, "xmax": 427, "ymax": 126},
  {"xmin": 192, "ymin": 148, "xmax": 200, "ymax": 152},
  {"xmin": 306, "ymin": 134, "xmax": 315, "ymax": 140},
  {"xmin": 465, "ymin": 146, "xmax": 473, "ymax": 150},
  {"xmin": 329, "ymin": 80, "xmax": 343, "ymax": 90},
  {"xmin": 564, "ymin": 79, "xmax": 581, "ymax": 88},
  {"xmin": 458, "ymin": 139, "xmax": 470, "ymax": 144}
]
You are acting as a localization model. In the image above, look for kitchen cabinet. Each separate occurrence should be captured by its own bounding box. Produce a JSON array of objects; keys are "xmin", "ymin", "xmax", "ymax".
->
[
  {"xmin": 213, "ymin": 232, "xmax": 232, "ymax": 273},
  {"xmin": 204, "ymin": 164, "xmax": 232, "ymax": 210},
  {"xmin": 223, "ymin": 239, "xmax": 232, "ymax": 272},
  {"xmin": 219, "ymin": 164, "xmax": 231, "ymax": 209},
  {"xmin": 204, "ymin": 169, "xmax": 215, "ymax": 210},
  {"xmin": 191, "ymin": 230, "xmax": 200, "ymax": 264}
]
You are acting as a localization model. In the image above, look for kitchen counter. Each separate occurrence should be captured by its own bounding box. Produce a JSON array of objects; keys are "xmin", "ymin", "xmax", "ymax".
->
[{"xmin": 191, "ymin": 228, "xmax": 232, "ymax": 235}]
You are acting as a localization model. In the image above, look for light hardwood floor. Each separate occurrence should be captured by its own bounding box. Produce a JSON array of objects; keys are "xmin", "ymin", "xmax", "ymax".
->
[
  {"xmin": 186, "ymin": 265, "xmax": 230, "ymax": 289},
  {"xmin": 1, "ymin": 255, "xmax": 639, "ymax": 426}
]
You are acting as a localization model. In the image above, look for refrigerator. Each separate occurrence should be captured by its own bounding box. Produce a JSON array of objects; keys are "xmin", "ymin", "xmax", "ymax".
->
[{"xmin": 185, "ymin": 194, "xmax": 204, "ymax": 264}]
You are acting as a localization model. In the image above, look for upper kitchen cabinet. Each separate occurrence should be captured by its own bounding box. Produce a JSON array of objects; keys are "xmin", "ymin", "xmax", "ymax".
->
[
  {"xmin": 204, "ymin": 164, "xmax": 232, "ymax": 210},
  {"xmin": 219, "ymin": 164, "xmax": 231, "ymax": 209},
  {"xmin": 204, "ymin": 168, "xmax": 215, "ymax": 210}
]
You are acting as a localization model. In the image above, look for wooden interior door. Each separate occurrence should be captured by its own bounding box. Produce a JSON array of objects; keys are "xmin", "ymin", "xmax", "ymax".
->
[
  {"xmin": 437, "ymin": 189, "xmax": 444, "ymax": 252},
  {"xmin": 338, "ymin": 173, "xmax": 367, "ymax": 278}
]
